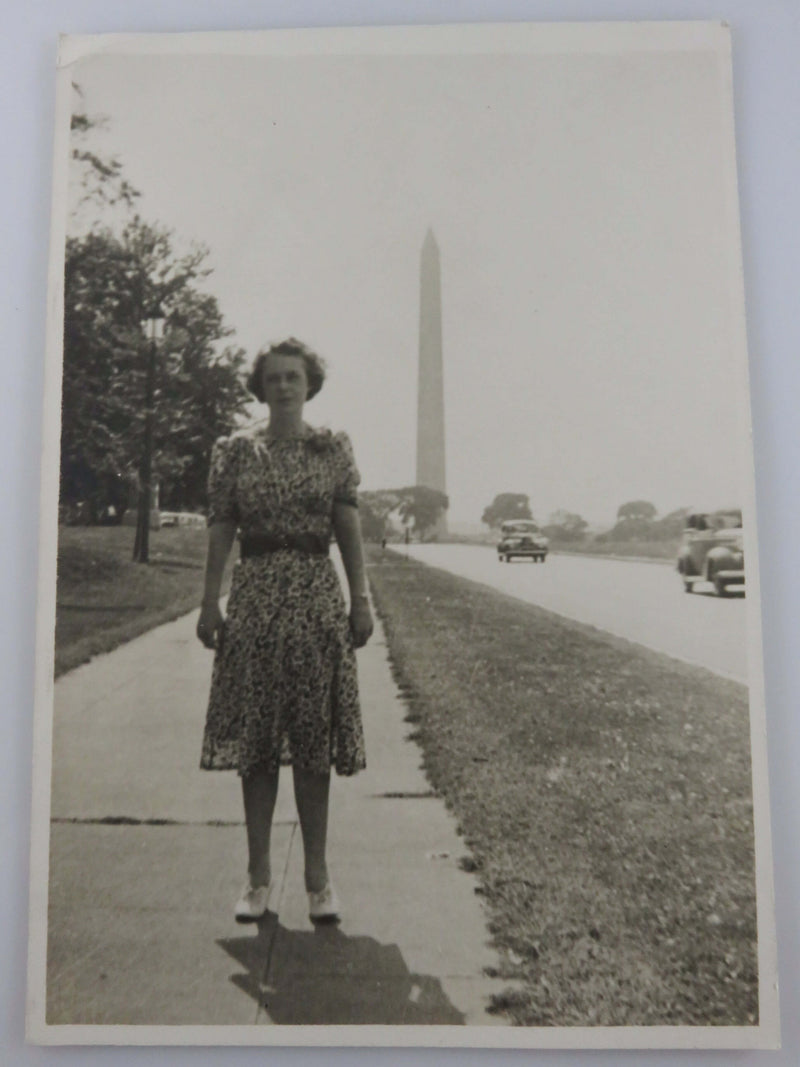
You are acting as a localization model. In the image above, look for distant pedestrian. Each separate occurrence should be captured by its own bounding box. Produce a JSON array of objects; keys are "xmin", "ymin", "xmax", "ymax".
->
[{"xmin": 196, "ymin": 338, "xmax": 373, "ymax": 924}]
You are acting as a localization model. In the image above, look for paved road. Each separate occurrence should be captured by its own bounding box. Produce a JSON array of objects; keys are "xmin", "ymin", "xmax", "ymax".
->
[{"xmin": 403, "ymin": 545, "xmax": 749, "ymax": 683}]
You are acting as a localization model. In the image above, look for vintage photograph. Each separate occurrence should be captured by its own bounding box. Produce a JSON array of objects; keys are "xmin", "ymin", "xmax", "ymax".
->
[{"xmin": 27, "ymin": 22, "xmax": 778, "ymax": 1047}]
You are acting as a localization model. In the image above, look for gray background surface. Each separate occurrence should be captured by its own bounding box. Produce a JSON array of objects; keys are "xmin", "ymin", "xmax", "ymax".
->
[{"xmin": 3, "ymin": 1, "xmax": 798, "ymax": 1064}]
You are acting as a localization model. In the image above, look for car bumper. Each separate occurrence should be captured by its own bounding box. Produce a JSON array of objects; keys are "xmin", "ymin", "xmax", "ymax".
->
[
  {"xmin": 715, "ymin": 569, "xmax": 745, "ymax": 583},
  {"xmin": 498, "ymin": 547, "xmax": 548, "ymax": 555}
]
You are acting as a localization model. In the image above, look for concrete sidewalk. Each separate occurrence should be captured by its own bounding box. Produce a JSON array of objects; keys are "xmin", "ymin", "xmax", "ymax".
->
[{"xmin": 46, "ymin": 579, "xmax": 508, "ymax": 1028}]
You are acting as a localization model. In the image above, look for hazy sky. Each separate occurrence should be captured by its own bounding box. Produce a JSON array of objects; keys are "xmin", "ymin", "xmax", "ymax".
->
[{"xmin": 68, "ymin": 33, "xmax": 750, "ymax": 526}]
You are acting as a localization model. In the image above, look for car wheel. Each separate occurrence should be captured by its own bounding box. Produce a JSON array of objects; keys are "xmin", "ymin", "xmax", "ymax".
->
[
  {"xmin": 706, "ymin": 559, "xmax": 727, "ymax": 597},
  {"xmin": 683, "ymin": 579, "xmax": 693, "ymax": 593},
  {"xmin": 498, "ymin": 554, "xmax": 504, "ymax": 563}
]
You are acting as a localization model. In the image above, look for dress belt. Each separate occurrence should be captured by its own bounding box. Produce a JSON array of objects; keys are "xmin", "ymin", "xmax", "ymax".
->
[{"xmin": 240, "ymin": 532, "xmax": 330, "ymax": 559}]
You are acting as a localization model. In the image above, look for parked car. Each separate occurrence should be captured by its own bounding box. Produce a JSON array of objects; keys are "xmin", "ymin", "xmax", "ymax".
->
[
  {"xmin": 158, "ymin": 511, "xmax": 207, "ymax": 529},
  {"xmin": 497, "ymin": 520, "xmax": 549, "ymax": 563},
  {"xmin": 677, "ymin": 509, "xmax": 744, "ymax": 595}
]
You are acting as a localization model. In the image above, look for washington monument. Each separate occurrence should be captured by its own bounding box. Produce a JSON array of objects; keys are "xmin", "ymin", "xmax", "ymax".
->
[{"xmin": 416, "ymin": 228, "xmax": 448, "ymax": 536}]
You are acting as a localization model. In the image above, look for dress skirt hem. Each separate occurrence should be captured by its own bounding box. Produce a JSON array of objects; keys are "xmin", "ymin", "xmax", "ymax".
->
[{"xmin": 199, "ymin": 552, "xmax": 366, "ymax": 778}]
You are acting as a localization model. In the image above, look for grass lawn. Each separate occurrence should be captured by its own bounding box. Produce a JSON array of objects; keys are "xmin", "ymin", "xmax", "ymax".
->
[
  {"xmin": 367, "ymin": 548, "xmax": 757, "ymax": 1027},
  {"xmin": 552, "ymin": 539, "xmax": 679, "ymax": 562},
  {"xmin": 54, "ymin": 525, "xmax": 231, "ymax": 677}
]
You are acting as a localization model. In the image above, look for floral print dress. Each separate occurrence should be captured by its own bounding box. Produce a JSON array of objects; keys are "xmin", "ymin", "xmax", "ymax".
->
[{"xmin": 200, "ymin": 423, "xmax": 366, "ymax": 777}]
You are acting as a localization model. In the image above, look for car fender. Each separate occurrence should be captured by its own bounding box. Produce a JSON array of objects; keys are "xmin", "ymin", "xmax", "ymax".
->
[
  {"xmin": 677, "ymin": 548, "xmax": 693, "ymax": 574},
  {"xmin": 705, "ymin": 544, "xmax": 742, "ymax": 571}
]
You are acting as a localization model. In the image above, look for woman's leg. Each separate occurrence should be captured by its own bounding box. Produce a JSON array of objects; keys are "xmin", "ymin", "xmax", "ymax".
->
[
  {"xmin": 241, "ymin": 769, "xmax": 279, "ymax": 887},
  {"xmin": 292, "ymin": 767, "xmax": 331, "ymax": 893}
]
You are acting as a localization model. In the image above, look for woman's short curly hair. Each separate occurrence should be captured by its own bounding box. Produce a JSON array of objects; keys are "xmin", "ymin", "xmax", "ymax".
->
[{"xmin": 246, "ymin": 338, "xmax": 327, "ymax": 402}]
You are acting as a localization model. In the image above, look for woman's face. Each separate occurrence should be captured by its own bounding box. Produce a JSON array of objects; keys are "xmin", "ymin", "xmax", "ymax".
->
[{"xmin": 261, "ymin": 353, "xmax": 308, "ymax": 415}]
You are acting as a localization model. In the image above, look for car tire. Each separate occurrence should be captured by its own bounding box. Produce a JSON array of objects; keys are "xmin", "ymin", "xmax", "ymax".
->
[
  {"xmin": 706, "ymin": 559, "xmax": 727, "ymax": 598},
  {"xmin": 498, "ymin": 554, "xmax": 504, "ymax": 563},
  {"xmin": 683, "ymin": 579, "xmax": 693, "ymax": 593}
]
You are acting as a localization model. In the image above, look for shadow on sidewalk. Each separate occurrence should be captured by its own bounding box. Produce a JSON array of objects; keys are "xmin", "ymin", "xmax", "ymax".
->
[{"xmin": 218, "ymin": 917, "xmax": 466, "ymax": 1025}]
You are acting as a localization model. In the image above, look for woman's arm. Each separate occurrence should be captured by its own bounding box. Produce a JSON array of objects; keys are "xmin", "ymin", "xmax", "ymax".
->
[
  {"xmin": 196, "ymin": 520, "xmax": 237, "ymax": 649},
  {"xmin": 333, "ymin": 502, "xmax": 373, "ymax": 648}
]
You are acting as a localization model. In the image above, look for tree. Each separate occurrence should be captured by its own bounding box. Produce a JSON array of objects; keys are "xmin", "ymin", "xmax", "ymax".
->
[
  {"xmin": 481, "ymin": 493, "xmax": 533, "ymax": 529},
  {"xmin": 69, "ymin": 90, "xmax": 140, "ymax": 231},
  {"xmin": 61, "ymin": 218, "xmax": 249, "ymax": 521},
  {"xmin": 155, "ymin": 279, "xmax": 250, "ymax": 511},
  {"xmin": 358, "ymin": 490, "xmax": 403, "ymax": 541},
  {"xmin": 396, "ymin": 486, "xmax": 449, "ymax": 539},
  {"xmin": 62, "ymin": 102, "xmax": 250, "ymax": 524},
  {"xmin": 542, "ymin": 510, "xmax": 589, "ymax": 543},
  {"xmin": 358, "ymin": 498, "xmax": 388, "ymax": 542},
  {"xmin": 605, "ymin": 500, "xmax": 659, "ymax": 542},
  {"xmin": 617, "ymin": 500, "xmax": 657, "ymax": 522},
  {"xmin": 652, "ymin": 507, "xmax": 690, "ymax": 541},
  {"xmin": 357, "ymin": 485, "xmax": 448, "ymax": 541}
]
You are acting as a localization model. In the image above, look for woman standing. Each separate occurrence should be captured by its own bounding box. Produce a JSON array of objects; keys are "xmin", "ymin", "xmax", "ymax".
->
[{"xmin": 196, "ymin": 338, "xmax": 373, "ymax": 924}]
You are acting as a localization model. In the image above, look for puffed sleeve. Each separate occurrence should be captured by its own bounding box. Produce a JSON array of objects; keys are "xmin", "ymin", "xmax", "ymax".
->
[
  {"xmin": 206, "ymin": 435, "xmax": 240, "ymax": 526},
  {"xmin": 332, "ymin": 431, "xmax": 361, "ymax": 508}
]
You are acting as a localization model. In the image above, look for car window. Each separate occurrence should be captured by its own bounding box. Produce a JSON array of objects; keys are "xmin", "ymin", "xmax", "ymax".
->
[{"xmin": 715, "ymin": 512, "xmax": 742, "ymax": 529}]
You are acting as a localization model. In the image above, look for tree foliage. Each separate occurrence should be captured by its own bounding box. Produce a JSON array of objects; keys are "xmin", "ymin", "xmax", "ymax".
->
[
  {"xmin": 597, "ymin": 501, "xmax": 688, "ymax": 543},
  {"xmin": 61, "ymin": 101, "xmax": 250, "ymax": 523},
  {"xmin": 358, "ymin": 490, "xmax": 403, "ymax": 541},
  {"xmin": 481, "ymin": 493, "xmax": 533, "ymax": 529},
  {"xmin": 652, "ymin": 507, "xmax": 690, "ymax": 540},
  {"xmin": 617, "ymin": 500, "xmax": 658, "ymax": 522},
  {"xmin": 358, "ymin": 486, "xmax": 448, "ymax": 541},
  {"xmin": 542, "ymin": 510, "xmax": 589, "ymax": 543},
  {"xmin": 61, "ymin": 218, "xmax": 250, "ymax": 520},
  {"xmin": 397, "ymin": 486, "xmax": 448, "ymax": 538},
  {"xmin": 70, "ymin": 92, "xmax": 140, "ymax": 227}
]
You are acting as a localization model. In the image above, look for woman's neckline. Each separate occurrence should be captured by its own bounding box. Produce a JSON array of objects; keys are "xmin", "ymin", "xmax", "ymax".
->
[{"xmin": 259, "ymin": 421, "xmax": 312, "ymax": 442}]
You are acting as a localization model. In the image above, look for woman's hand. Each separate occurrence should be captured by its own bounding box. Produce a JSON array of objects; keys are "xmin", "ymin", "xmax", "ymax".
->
[
  {"xmin": 349, "ymin": 597, "xmax": 374, "ymax": 649},
  {"xmin": 197, "ymin": 600, "xmax": 225, "ymax": 650}
]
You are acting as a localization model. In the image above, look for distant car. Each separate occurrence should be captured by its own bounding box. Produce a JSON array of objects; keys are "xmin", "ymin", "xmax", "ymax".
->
[
  {"xmin": 497, "ymin": 520, "xmax": 549, "ymax": 563},
  {"xmin": 158, "ymin": 511, "xmax": 207, "ymax": 529},
  {"xmin": 677, "ymin": 509, "xmax": 744, "ymax": 596}
]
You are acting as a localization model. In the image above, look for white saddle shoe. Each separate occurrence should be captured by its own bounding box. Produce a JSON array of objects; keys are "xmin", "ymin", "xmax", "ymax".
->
[
  {"xmin": 234, "ymin": 882, "xmax": 272, "ymax": 923},
  {"xmin": 308, "ymin": 881, "xmax": 340, "ymax": 923}
]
